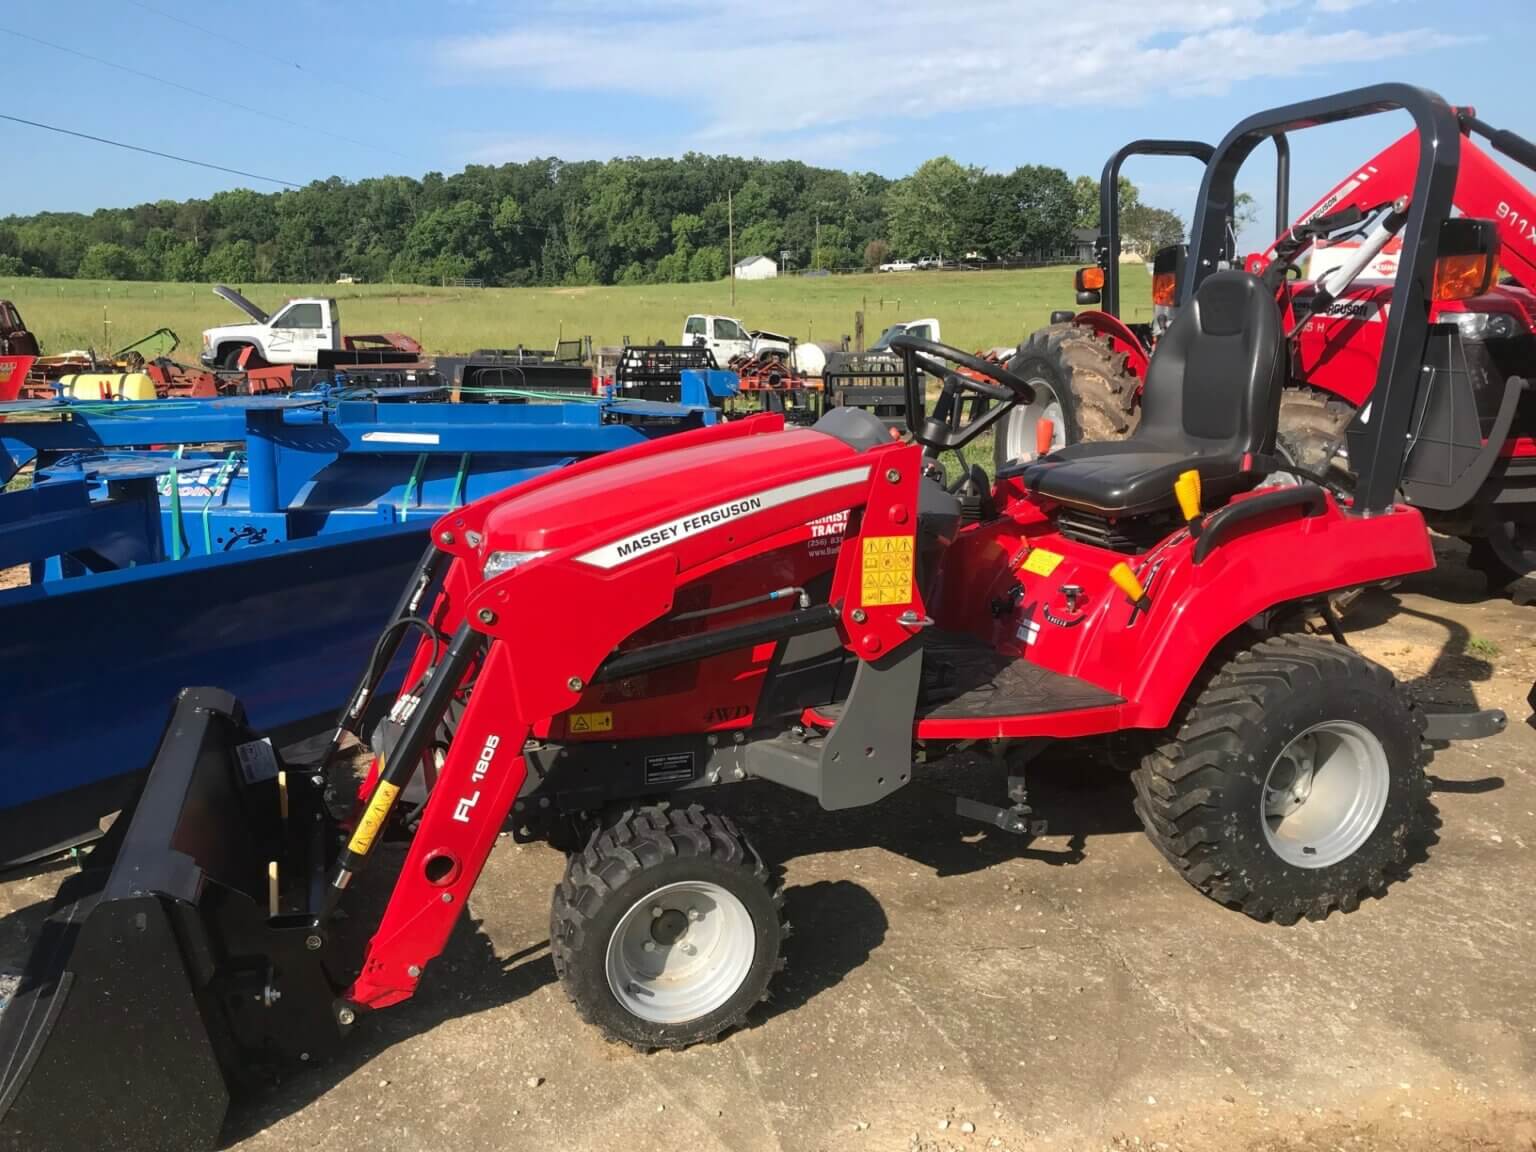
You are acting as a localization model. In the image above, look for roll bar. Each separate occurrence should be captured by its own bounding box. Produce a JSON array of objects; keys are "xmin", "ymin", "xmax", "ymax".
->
[
  {"xmin": 1095, "ymin": 136, "xmax": 1289, "ymax": 317},
  {"xmin": 1182, "ymin": 84, "xmax": 1463, "ymax": 515}
]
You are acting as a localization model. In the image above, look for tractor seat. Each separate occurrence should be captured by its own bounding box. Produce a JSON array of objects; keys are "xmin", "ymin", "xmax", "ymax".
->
[{"xmin": 1018, "ymin": 271, "xmax": 1284, "ymax": 517}]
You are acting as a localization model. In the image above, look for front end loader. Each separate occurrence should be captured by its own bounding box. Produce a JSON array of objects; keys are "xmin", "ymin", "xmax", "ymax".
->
[{"xmin": 0, "ymin": 85, "xmax": 1511, "ymax": 1152}]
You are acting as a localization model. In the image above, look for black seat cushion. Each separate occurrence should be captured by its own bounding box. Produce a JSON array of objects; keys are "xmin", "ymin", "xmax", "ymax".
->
[
  {"xmin": 1018, "ymin": 270, "xmax": 1284, "ymax": 516},
  {"xmin": 1022, "ymin": 440, "xmax": 1255, "ymax": 516}
]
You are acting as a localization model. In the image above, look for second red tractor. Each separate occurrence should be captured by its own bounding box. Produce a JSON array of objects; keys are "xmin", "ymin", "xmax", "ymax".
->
[{"xmin": 1004, "ymin": 105, "xmax": 1536, "ymax": 590}]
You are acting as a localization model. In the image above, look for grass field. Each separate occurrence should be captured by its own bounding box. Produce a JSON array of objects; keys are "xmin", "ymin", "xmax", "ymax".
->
[{"xmin": 5, "ymin": 266, "xmax": 1155, "ymax": 359}]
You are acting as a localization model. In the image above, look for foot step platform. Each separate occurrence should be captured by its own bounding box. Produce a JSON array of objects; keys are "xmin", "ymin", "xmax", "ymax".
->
[
  {"xmin": 802, "ymin": 630, "xmax": 1122, "ymax": 736},
  {"xmin": 914, "ymin": 630, "xmax": 1121, "ymax": 721}
]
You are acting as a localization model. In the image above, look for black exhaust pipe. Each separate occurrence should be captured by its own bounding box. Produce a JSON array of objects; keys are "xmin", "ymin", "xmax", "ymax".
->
[{"xmin": 0, "ymin": 689, "xmax": 350, "ymax": 1152}]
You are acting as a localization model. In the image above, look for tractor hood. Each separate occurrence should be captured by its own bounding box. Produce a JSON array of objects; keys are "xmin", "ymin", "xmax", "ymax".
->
[
  {"xmin": 213, "ymin": 284, "xmax": 269, "ymax": 324},
  {"xmin": 480, "ymin": 424, "xmax": 868, "ymax": 562}
]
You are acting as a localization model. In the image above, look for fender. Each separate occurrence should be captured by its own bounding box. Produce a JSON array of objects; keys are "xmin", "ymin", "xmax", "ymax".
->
[
  {"xmin": 1108, "ymin": 499, "xmax": 1433, "ymax": 729},
  {"xmin": 1071, "ymin": 310, "xmax": 1150, "ymax": 382},
  {"xmin": 933, "ymin": 492, "xmax": 1433, "ymax": 737}
]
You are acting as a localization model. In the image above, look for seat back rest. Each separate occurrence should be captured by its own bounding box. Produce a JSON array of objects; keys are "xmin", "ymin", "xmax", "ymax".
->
[{"xmin": 1137, "ymin": 270, "xmax": 1284, "ymax": 456}]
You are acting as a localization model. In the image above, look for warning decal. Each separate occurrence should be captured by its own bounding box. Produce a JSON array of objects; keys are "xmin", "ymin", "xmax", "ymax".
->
[
  {"xmin": 1020, "ymin": 548, "xmax": 1063, "ymax": 577},
  {"xmin": 235, "ymin": 737, "xmax": 279, "ymax": 785},
  {"xmin": 347, "ymin": 781, "xmax": 401, "ymax": 856},
  {"xmin": 860, "ymin": 534, "xmax": 914, "ymax": 606},
  {"xmin": 569, "ymin": 711, "xmax": 614, "ymax": 734}
]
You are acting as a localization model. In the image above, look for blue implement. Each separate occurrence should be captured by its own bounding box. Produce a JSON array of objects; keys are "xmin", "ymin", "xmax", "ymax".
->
[{"xmin": 0, "ymin": 387, "xmax": 722, "ymax": 865}]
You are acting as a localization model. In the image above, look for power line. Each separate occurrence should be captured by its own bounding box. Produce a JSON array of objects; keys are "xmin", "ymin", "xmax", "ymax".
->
[
  {"xmin": 0, "ymin": 112, "xmax": 301, "ymax": 187},
  {"xmin": 0, "ymin": 26, "xmax": 408, "ymax": 160},
  {"xmin": 122, "ymin": 0, "xmax": 387, "ymax": 103}
]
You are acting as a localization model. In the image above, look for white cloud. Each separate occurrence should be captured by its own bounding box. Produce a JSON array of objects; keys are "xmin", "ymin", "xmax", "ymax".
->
[{"xmin": 436, "ymin": 0, "xmax": 1465, "ymax": 156}]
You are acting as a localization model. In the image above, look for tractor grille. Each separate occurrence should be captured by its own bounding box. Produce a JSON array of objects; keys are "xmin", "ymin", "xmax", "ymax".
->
[{"xmin": 1056, "ymin": 507, "xmax": 1177, "ymax": 554}]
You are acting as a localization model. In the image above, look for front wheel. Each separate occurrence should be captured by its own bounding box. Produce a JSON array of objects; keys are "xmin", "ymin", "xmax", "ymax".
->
[
  {"xmin": 550, "ymin": 803, "xmax": 783, "ymax": 1050},
  {"xmin": 1132, "ymin": 636, "xmax": 1430, "ymax": 924}
]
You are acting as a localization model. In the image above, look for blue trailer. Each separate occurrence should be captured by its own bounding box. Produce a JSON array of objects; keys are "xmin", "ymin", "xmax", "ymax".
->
[{"xmin": 0, "ymin": 378, "xmax": 733, "ymax": 866}]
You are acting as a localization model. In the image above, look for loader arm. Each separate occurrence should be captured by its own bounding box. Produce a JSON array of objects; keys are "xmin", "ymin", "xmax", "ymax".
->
[{"xmin": 1267, "ymin": 121, "xmax": 1536, "ymax": 292}]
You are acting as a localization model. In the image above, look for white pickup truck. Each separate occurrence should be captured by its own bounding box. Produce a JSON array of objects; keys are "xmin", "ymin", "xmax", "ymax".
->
[
  {"xmin": 201, "ymin": 286, "xmax": 342, "ymax": 369},
  {"xmin": 869, "ymin": 317, "xmax": 940, "ymax": 352},
  {"xmin": 682, "ymin": 314, "xmax": 793, "ymax": 366}
]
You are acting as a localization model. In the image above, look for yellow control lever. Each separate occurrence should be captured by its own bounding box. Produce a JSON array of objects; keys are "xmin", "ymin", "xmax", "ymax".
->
[
  {"xmin": 1108, "ymin": 561, "xmax": 1150, "ymax": 610},
  {"xmin": 1174, "ymin": 469, "xmax": 1203, "ymax": 535}
]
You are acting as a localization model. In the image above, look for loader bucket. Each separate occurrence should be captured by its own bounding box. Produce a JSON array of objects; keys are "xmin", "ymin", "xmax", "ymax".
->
[{"xmin": 0, "ymin": 688, "xmax": 350, "ymax": 1152}]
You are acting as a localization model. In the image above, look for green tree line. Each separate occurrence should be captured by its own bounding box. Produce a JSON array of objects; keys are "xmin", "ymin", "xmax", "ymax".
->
[{"xmin": 0, "ymin": 153, "xmax": 1181, "ymax": 286}]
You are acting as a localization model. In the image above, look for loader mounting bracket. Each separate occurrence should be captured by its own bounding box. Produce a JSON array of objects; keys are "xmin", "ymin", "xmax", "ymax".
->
[{"xmin": 746, "ymin": 638, "xmax": 923, "ymax": 810}]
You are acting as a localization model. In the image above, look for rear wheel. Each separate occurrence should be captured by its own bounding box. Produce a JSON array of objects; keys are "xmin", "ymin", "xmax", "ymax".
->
[
  {"xmin": 1132, "ymin": 636, "xmax": 1429, "ymax": 924},
  {"xmin": 1279, "ymin": 387, "xmax": 1536, "ymax": 596},
  {"xmin": 1277, "ymin": 387, "xmax": 1356, "ymax": 480},
  {"xmin": 1466, "ymin": 522, "xmax": 1536, "ymax": 593},
  {"xmin": 551, "ymin": 803, "xmax": 783, "ymax": 1050},
  {"xmin": 993, "ymin": 324, "xmax": 1139, "ymax": 473}
]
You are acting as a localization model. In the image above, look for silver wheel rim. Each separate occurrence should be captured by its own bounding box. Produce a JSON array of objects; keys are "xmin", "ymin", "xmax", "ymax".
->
[
  {"xmin": 605, "ymin": 880, "xmax": 756, "ymax": 1024},
  {"xmin": 1262, "ymin": 721, "xmax": 1390, "ymax": 869},
  {"xmin": 1003, "ymin": 376, "xmax": 1066, "ymax": 463}
]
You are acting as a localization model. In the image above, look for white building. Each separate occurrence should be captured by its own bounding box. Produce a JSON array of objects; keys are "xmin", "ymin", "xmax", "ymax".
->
[{"xmin": 733, "ymin": 255, "xmax": 778, "ymax": 281}]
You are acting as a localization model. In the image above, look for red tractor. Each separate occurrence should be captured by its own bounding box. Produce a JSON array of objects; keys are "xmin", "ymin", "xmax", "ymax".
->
[
  {"xmin": 0, "ymin": 300, "xmax": 40, "ymax": 402},
  {"xmin": 0, "ymin": 86, "xmax": 1509, "ymax": 1152},
  {"xmin": 1006, "ymin": 107, "xmax": 1536, "ymax": 590}
]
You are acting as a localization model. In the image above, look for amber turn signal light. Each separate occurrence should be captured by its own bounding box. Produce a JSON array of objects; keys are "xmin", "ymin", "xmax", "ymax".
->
[{"xmin": 1433, "ymin": 253, "xmax": 1497, "ymax": 301}]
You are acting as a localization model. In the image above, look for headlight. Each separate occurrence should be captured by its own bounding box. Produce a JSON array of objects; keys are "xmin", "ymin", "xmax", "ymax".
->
[
  {"xmin": 1451, "ymin": 311, "xmax": 1520, "ymax": 342},
  {"xmin": 482, "ymin": 549, "xmax": 547, "ymax": 578}
]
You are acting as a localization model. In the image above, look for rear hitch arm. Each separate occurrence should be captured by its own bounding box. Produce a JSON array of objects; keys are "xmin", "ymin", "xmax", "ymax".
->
[
  {"xmin": 1418, "ymin": 707, "xmax": 1507, "ymax": 743},
  {"xmin": 951, "ymin": 786, "xmax": 1049, "ymax": 838}
]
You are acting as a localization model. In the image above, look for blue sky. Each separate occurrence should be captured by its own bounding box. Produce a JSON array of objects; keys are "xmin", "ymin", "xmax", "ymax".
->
[{"xmin": 2, "ymin": 0, "xmax": 1531, "ymax": 242}]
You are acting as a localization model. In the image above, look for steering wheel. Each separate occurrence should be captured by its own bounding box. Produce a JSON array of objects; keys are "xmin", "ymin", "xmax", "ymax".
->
[{"xmin": 886, "ymin": 333, "xmax": 1037, "ymax": 457}]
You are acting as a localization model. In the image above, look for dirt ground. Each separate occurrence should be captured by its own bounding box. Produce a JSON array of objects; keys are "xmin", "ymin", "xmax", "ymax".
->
[{"xmin": 2, "ymin": 538, "xmax": 1533, "ymax": 1152}]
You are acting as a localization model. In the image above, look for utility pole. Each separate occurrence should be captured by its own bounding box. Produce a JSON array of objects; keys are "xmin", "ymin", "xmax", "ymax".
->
[
  {"xmin": 728, "ymin": 187, "xmax": 735, "ymax": 307},
  {"xmin": 814, "ymin": 212, "xmax": 820, "ymax": 271}
]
